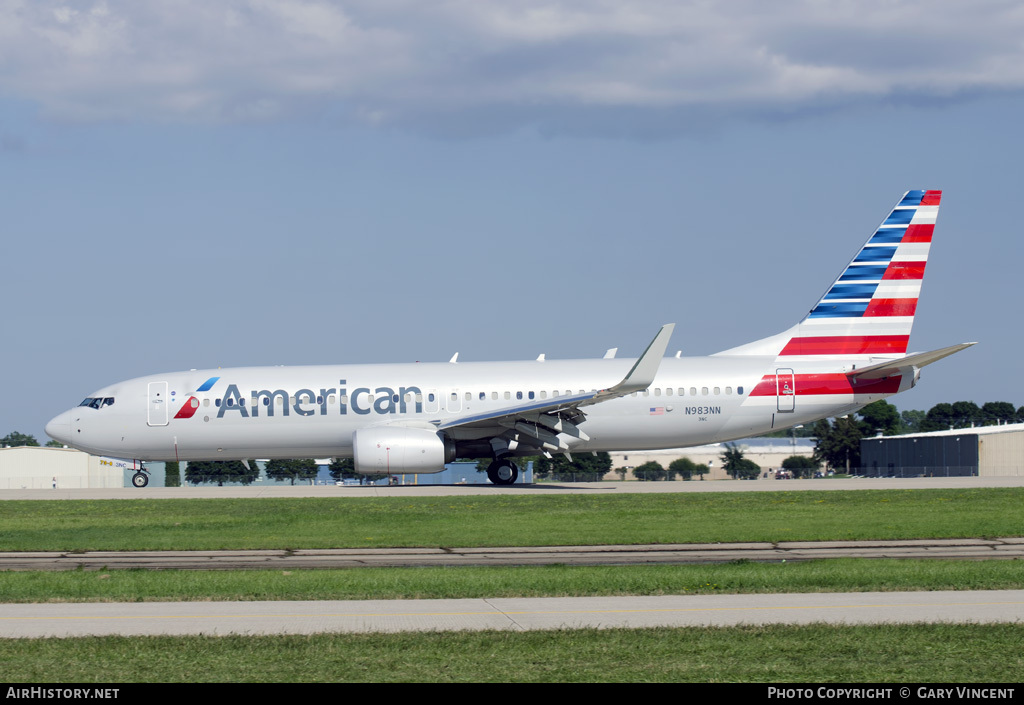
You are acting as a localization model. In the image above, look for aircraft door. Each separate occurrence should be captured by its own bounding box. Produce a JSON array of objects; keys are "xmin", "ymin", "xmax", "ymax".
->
[
  {"xmin": 776, "ymin": 368, "xmax": 796, "ymax": 412},
  {"xmin": 148, "ymin": 381, "xmax": 170, "ymax": 426}
]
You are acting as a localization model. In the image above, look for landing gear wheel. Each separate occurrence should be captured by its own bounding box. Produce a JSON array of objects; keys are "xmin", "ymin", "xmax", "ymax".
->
[
  {"xmin": 486, "ymin": 459, "xmax": 519, "ymax": 486},
  {"xmin": 131, "ymin": 472, "xmax": 149, "ymax": 488}
]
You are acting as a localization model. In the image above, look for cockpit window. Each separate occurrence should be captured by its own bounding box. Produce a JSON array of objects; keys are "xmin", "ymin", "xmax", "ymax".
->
[{"xmin": 79, "ymin": 398, "xmax": 114, "ymax": 409}]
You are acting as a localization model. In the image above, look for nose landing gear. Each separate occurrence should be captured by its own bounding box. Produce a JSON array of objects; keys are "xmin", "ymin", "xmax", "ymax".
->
[{"xmin": 131, "ymin": 467, "xmax": 150, "ymax": 488}]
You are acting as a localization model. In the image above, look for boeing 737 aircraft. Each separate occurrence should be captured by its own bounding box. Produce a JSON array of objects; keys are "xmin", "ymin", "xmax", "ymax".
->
[{"xmin": 47, "ymin": 191, "xmax": 973, "ymax": 486}]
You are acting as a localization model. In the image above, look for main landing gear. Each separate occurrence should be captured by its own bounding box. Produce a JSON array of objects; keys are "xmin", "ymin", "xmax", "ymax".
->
[{"xmin": 486, "ymin": 459, "xmax": 519, "ymax": 486}]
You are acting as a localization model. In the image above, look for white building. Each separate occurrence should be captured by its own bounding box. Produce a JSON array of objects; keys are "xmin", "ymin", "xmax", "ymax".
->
[{"xmin": 0, "ymin": 446, "xmax": 126, "ymax": 489}]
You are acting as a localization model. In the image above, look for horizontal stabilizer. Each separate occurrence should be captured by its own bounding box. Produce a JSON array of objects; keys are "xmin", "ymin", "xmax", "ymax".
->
[{"xmin": 848, "ymin": 342, "xmax": 976, "ymax": 381}]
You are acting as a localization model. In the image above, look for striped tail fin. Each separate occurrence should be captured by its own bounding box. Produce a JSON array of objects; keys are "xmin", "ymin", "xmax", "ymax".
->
[
  {"xmin": 780, "ymin": 189, "xmax": 939, "ymax": 359},
  {"xmin": 716, "ymin": 190, "xmax": 940, "ymax": 360}
]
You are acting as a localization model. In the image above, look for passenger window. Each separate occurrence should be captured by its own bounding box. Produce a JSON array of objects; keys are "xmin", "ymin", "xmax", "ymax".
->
[
  {"xmin": 528, "ymin": 391, "xmax": 535, "ymax": 400},
  {"xmin": 516, "ymin": 391, "xmax": 523, "ymax": 400},
  {"xmin": 491, "ymin": 392, "xmax": 498, "ymax": 400},
  {"xmin": 701, "ymin": 387, "xmax": 709, "ymax": 395},
  {"xmin": 738, "ymin": 386, "xmax": 744, "ymax": 395},
  {"xmin": 714, "ymin": 387, "xmax": 720, "ymax": 395},
  {"xmin": 690, "ymin": 387, "xmax": 697, "ymax": 396},
  {"xmin": 504, "ymin": 392, "xmax": 511, "ymax": 400},
  {"xmin": 479, "ymin": 392, "xmax": 486, "ymax": 401},
  {"xmin": 665, "ymin": 388, "xmax": 673, "ymax": 396},
  {"xmin": 654, "ymin": 388, "xmax": 661, "ymax": 396},
  {"xmin": 725, "ymin": 387, "xmax": 732, "ymax": 395},
  {"xmin": 540, "ymin": 391, "xmax": 547, "ymax": 399}
]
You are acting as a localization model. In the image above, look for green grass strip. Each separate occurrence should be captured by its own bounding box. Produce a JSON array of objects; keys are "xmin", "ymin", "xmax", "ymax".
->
[
  {"xmin": 2, "ymin": 559, "xmax": 1023, "ymax": 603},
  {"xmin": 2, "ymin": 624, "xmax": 1022, "ymax": 682},
  {"xmin": 2, "ymin": 488, "xmax": 1023, "ymax": 551}
]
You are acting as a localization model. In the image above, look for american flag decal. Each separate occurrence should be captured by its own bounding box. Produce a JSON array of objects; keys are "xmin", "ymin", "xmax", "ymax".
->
[{"xmin": 649, "ymin": 407, "xmax": 665, "ymax": 415}]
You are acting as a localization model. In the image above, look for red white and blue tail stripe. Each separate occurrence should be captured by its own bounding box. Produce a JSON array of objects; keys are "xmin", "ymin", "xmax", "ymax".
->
[
  {"xmin": 786, "ymin": 189, "xmax": 939, "ymax": 357},
  {"xmin": 715, "ymin": 190, "xmax": 940, "ymax": 362}
]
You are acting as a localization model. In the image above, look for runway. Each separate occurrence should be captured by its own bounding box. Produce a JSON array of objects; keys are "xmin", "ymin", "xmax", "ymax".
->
[{"xmin": 3, "ymin": 591, "xmax": 1023, "ymax": 638}]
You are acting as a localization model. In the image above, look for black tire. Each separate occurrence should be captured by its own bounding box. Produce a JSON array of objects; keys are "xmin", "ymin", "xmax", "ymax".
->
[
  {"xmin": 131, "ymin": 472, "xmax": 149, "ymax": 488},
  {"xmin": 486, "ymin": 460, "xmax": 518, "ymax": 485}
]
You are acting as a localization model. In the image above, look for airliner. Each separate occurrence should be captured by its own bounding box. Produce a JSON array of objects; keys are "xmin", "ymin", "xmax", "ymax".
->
[{"xmin": 46, "ymin": 190, "xmax": 973, "ymax": 487}]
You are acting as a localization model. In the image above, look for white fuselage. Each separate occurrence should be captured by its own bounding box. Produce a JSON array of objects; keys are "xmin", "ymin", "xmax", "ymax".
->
[{"xmin": 45, "ymin": 353, "xmax": 902, "ymax": 463}]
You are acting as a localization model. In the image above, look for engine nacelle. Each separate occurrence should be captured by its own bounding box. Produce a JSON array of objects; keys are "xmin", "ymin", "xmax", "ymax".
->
[{"xmin": 352, "ymin": 426, "xmax": 456, "ymax": 475}]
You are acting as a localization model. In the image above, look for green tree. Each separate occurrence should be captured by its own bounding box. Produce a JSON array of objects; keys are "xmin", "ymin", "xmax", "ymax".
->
[
  {"xmin": 668, "ymin": 457, "xmax": 701, "ymax": 481},
  {"xmin": 858, "ymin": 400, "xmax": 901, "ymax": 436},
  {"xmin": 980, "ymin": 401, "xmax": 1017, "ymax": 426},
  {"xmin": 632, "ymin": 460, "xmax": 666, "ymax": 481},
  {"xmin": 184, "ymin": 460, "xmax": 259, "ymax": 486},
  {"xmin": 164, "ymin": 461, "xmax": 181, "ymax": 487},
  {"xmin": 900, "ymin": 409, "xmax": 926, "ymax": 434},
  {"xmin": 781, "ymin": 455, "xmax": 821, "ymax": 479},
  {"xmin": 813, "ymin": 417, "xmax": 864, "ymax": 471},
  {"xmin": 329, "ymin": 457, "xmax": 356, "ymax": 482},
  {"xmin": 265, "ymin": 458, "xmax": 319, "ymax": 485},
  {"xmin": 534, "ymin": 452, "xmax": 612, "ymax": 481},
  {"xmin": 333, "ymin": 457, "xmax": 388, "ymax": 485},
  {"xmin": 720, "ymin": 443, "xmax": 760, "ymax": 480},
  {"xmin": 45, "ymin": 440, "xmax": 65, "ymax": 448},
  {"xmin": 2, "ymin": 432, "xmax": 39, "ymax": 447},
  {"xmin": 920, "ymin": 403, "xmax": 954, "ymax": 432},
  {"xmin": 951, "ymin": 401, "xmax": 983, "ymax": 427}
]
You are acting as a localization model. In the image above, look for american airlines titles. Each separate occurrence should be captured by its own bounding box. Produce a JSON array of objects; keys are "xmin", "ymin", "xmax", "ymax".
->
[{"xmin": 215, "ymin": 380, "xmax": 424, "ymax": 419}]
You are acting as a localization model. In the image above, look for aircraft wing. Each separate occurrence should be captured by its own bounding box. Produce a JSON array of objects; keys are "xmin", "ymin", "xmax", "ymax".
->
[
  {"xmin": 435, "ymin": 324, "xmax": 675, "ymax": 452},
  {"xmin": 847, "ymin": 342, "xmax": 976, "ymax": 383}
]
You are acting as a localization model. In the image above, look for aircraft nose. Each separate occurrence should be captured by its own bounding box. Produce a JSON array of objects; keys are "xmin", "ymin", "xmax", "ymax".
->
[{"xmin": 45, "ymin": 410, "xmax": 73, "ymax": 446}]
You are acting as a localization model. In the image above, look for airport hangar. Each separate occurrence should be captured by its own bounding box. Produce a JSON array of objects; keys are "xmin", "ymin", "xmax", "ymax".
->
[{"xmin": 860, "ymin": 422, "xmax": 1024, "ymax": 478}]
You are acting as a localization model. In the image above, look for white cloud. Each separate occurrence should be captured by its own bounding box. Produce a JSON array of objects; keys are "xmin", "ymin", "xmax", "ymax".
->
[{"xmin": 1, "ymin": 0, "xmax": 1023, "ymax": 133}]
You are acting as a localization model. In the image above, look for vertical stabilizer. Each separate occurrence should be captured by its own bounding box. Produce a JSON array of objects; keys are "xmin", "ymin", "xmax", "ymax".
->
[{"xmin": 716, "ymin": 190, "xmax": 940, "ymax": 360}]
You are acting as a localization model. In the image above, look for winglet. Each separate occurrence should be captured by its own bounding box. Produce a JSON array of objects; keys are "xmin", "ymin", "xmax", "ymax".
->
[{"xmin": 602, "ymin": 324, "xmax": 675, "ymax": 397}]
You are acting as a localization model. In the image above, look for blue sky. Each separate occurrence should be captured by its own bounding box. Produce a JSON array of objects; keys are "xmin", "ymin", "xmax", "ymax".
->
[{"xmin": 2, "ymin": 1, "xmax": 1022, "ymax": 441}]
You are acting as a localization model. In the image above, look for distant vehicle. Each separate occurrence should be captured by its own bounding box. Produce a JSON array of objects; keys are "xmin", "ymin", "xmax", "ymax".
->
[{"xmin": 47, "ymin": 191, "xmax": 973, "ymax": 488}]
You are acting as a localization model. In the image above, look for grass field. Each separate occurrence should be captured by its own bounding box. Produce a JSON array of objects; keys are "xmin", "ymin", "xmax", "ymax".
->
[
  {"xmin": 2, "ymin": 624, "xmax": 1022, "ymax": 682},
  {"xmin": 2, "ymin": 559, "xmax": 1024, "ymax": 603},
  {"xmin": 3, "ymin": 488, "xmax": 1023, "ymax": 551},
  {"xmin": 3, "ymin": 487, "xmax": 1022, "ymax": 683}
]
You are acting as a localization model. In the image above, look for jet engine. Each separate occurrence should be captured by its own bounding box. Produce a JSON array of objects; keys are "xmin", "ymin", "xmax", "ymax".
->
[{"xmin": 352, "ymin": 426, "xmax": 456, "ymax": 475}]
